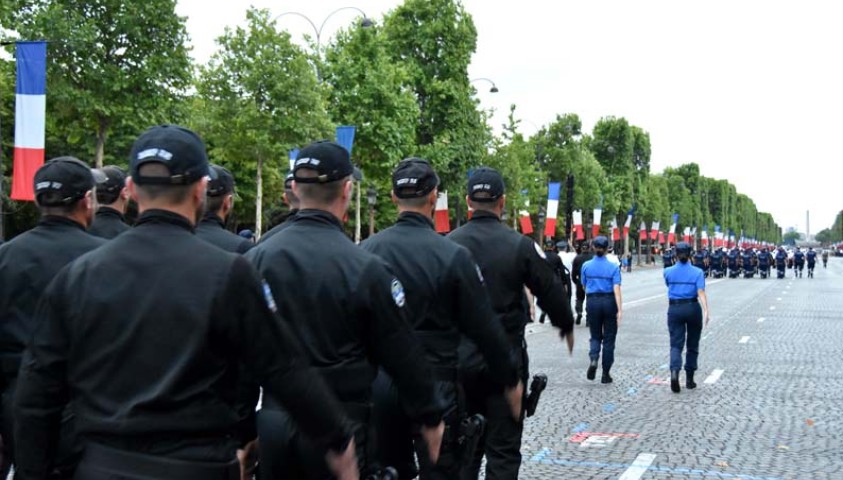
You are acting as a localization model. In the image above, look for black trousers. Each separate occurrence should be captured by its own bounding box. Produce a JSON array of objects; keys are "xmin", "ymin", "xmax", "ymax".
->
[
  {"xmin": 575, "ymin": 284, "xmax": 586, "ymax": 317},
  {"xmin": 371, "ymin": 369, "xmax": 461, "ymax": 480},
  {"xmin": 460, "ymin": 344, "xmax": 527, "ymax": 480},
  {"xmin": 257, "ymin": 399, "xmax": 372, "ymax": 480}
]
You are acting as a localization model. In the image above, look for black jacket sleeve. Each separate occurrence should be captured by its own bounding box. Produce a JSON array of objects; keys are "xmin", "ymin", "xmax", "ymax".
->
[
  {"xmin": 223, "ymin": 258, "xmax": 353, "ymax": 452},
  {"xmin": 13, "ymin": 274, "xmax": 71, "ymax": 479},
  {"xmin": 520, "ymin": 240, "xmax": 574, "ymax": 336},
  {"xmin": 361, "ymin": 261, "xmax": 445, "ymax": 427},
  {"xmin": 451, "ymin": 248, "xmax": 519, "ymax": 388}
]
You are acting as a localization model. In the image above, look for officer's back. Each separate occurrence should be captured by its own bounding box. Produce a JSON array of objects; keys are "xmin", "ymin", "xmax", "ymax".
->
[{"xmin": 196, "ymin": 165, "xmax": 253, "ymax": 254}]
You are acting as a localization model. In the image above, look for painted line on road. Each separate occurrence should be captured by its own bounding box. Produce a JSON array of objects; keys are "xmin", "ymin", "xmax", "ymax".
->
[
  {"xmin": 757, "ymin": 317, "xmax": 765, "ymax": 323},
  {"xmin": 618, "ymin": 453, "xmax": 657, "ymax": 480},
  {"xmin": 705, "ymin": 369, "xmax": 725, "ymax": 384},
  {"xmin": 530, "ymin": 453, "xmax": 782, "ymax": 480},
  {"xmin": 739, "ymin": 336, "xmax": 750, "ymax": 344},
  {"xmin": 776, "ymin": 297, "xmax": 782, "ymax": 301},
  {"xmin": 769, "ymin": 306, "xmax": 776, "ymax": 310}
]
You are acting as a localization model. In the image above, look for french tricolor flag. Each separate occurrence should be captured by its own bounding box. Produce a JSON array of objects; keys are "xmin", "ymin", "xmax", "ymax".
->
[
  {"xmin": 667, "ymin": 213, "xmax": 679, "ymax": 244},
  {"xmin": 650, "ymin": 221, "xmax": 660, "ymax": 240},
  {"xmin": 11, "ymin": 41, "xmax": 47, "ymax": 201},
  {"xmin": 623, "ymin": 206, "xmax": 634, "ymax": 239},
  {"xmin": 434, "ymin": 191, "xmax": 450, "ymax": 233},
  {"xmin": 639, "ymin": 221, "xmax": 647, "ymax": 241},
  {"xmin": 573, "ymin": 210, "xmax": 584, "ymax": 240},
  {"xmin": 611, "ymin": 218, "xmax": 620, "ymax": 241},
  {"xmin": 543, "ymin": 182, "xmax": 560, "ymax": 237},
  {"xmin": 592, "ymin": 207, "xmax": 602, "ymax": 238}
]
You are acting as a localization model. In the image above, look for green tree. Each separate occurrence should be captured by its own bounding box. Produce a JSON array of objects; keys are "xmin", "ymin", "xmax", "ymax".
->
[
  {"xmin": 589, "ymin": 117, "xmax": 635, "ymax": 224},
  {"xmin": 196, "ymin": 8, "xmax": 332, "ymax": 235},
  {"xmin": 383, "ymin": 0, "xmax": 490, "ymax": 221},
  {"xmin": 4, "ymin": 0, "xmax": 192, "ymax": 167},
  {"xmin": 321, "ymin": 21, "xmax": 419, "ymax": 234}
]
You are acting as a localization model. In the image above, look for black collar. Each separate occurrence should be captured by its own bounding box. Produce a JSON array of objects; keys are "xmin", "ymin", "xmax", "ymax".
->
[
  {"xmin": 96, "ymin": 207, "xmax": 125, "ymax": 221},
  {"xmin": 135, "ymin": 209, "xmax": 195, "ymax": 232},
  {"xmin": 295, "ymin": 209, "xmax": 344, "ymax": 231},
  {"xmin": 200, "ymin": 214, "xmax": 226, "ymax": 229},
  {"xmin": 397, "ymin": 211, "xmax": 435, "ymax": 230},
  {"xmin": 38, "ymin": 215, "xmax": 86, "ymax": 231},
  {"xmin": 470, "ymin": 210, "xmax": 500, "ymax": 222}
]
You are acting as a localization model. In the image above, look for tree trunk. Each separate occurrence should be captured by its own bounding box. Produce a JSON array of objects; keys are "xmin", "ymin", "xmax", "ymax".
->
[
  {"xmin": 95, "ymin": 118, "xmax": 109, "ymax": 168},
  {"xmin": 255, "ymin": 155, "xmax": 263, "ymax": 241}
]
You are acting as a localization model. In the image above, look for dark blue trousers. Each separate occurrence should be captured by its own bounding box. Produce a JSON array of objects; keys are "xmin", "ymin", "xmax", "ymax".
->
[
  {"xmin": 667, "ymin": 302, "xmax": 703, "ymax": 371},
  {"xmin": 586, "ymin": 295, "xmax": 618, "ymax": 370}
]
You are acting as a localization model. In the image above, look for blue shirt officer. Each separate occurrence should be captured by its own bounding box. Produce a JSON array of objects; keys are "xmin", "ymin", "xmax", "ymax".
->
[
  {"xmin": 775, "ymin": 247, "xmax": 787, "ymax": 278},
  {"xmin": 793, "ymin": 248, "xmax": 805, "ymax": 278},
  {"xmin": 663, "ymin": 242, "xmax": 711, "ymax": 393},
  {"xmin": 580, "ymin": 236, "xmax": 623, "ymax": 384},
  {"xmin": 806, "ymin": 248, "xmax": 817, "ymax": 278}
]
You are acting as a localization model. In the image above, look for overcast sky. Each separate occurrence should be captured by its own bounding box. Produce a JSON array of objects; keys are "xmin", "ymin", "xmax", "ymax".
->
[{"xmin": 176, "ymin": 0, "xmax": 843, "ymax": 234}]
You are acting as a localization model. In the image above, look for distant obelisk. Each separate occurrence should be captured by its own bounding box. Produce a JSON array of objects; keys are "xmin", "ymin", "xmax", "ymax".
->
[{"xmin": 806, "ymin": 210, "xmax": 810, "ymax": 240}]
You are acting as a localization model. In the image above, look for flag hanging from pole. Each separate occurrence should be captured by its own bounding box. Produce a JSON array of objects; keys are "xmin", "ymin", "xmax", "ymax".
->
[
  {"xmin": 701, "ymin": 227, "xmax": 709, "ymax": 247},
  {"xmin": 544, "ymin": 182, "xmax": 560, "ymax": 237},
  {"xmin": 434, "ymin": 191, "xmax": 450, "ymax": 233},
  {"xmin": 11, "ymin": 41, "xmax": 48, "ymax": 201},
  {"xmin": 667, "ymin": 214, "xmax": 679, "ymax": 244},
  {"xmin": 519, "ymin": 209, "xmax": 533, "ymax": 235},
  {"xmin": 573, "ymin": 210, "xmax": 584, "ymax": 240},
  {"xmin": 650, "ymin": 221, "xmax": 660, "ymax": 240},
  {"xmin": 611, "ymin": 218, "xmax": 620, "ymax": 241},
  {"xmin": 639, "ymin": 221, "xmax": 647, "ymax": 241},
  {"xmin": 623, "ymin": 206, "xmax": 635, "ymax": 239},
  {"xmin": 592, "ymin": 207, "xmax": 602, "ymax": 238}
]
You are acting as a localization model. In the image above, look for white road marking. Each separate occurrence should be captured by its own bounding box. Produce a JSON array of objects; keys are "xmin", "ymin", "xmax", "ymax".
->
[
  {"xmin": 739, "ymin": 336, "xmax": 750, "ymax": 344},
  {"xmin": 757, "ymin": 317, "xmax": 765, "ymax": 323},
  {"xmin": 618, "ymin": 453, "xmax": 657, "ymax": 480},
  {"xmin": 770, "ymin": 306, "xmax": 776, "ymax": 310},
  {"xmin": 704, "ymin": 369, "xmax": 725, "ymax": 384},
  {"xmin": 776, "ymin": 297, "xmax": 782, "ymax": 301}
]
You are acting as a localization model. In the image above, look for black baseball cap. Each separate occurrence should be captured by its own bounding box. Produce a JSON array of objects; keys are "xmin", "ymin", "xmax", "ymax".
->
[
  {"xmin": 34, "ymin": 156, "xmax": 106, "ymax": 206},
  {"xmin": 293, "ymin": 141, "xmax": 357, "ymax": 184},
  {"xmin": 92, "ymin": 165, "xmax": 126, "ymax": 203},
  {"xmin": 392, "ymin": 158, "xmax": 439, "ymax": 198},
  {"xmin": 467, "ymin": 167, "xmax": 505, "ymax": 202},
  {"xmin": 129, "ymin": 125, "xmax": 214, "ymax": 185},
  {"xmin": 593, "ymin": 236, "xmax": 610, "ymax": 249},
  {"xmin": 676, "ymin": 242, "xmax": 692, "ymax": 255},
  {"xmin": 207, "ymin": 165, "xmax": 235, "ymax": 196}
]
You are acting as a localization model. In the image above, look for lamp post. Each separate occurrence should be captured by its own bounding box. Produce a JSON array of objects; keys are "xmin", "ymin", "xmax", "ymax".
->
[
  {"xmin": 274, "ymin": 7, "xmax": 373, "ymax": 79},
  {"xmin": 470, "ymin": 77, "xmax": 499, "ymax": 93},
  {"xmin": 367, "ymin": 186, "xmax": 376, "ymax": 237}
]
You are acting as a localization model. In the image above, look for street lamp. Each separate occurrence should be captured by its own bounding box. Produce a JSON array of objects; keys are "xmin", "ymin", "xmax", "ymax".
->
[
  {"xmin": 367, "ymin": 186, "xmax": 377, "ymax": 237},
  {"xmin": 274, "ymin": 7, "xmax": 373, "ymax": 78},
  {"xmin": 470, "ymin": 77, "xmax": 499, "ymax": 93}
]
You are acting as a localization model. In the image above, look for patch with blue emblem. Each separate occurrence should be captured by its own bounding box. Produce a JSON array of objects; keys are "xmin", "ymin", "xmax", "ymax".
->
[
  {"xmin": 391, "ymin": 279, "xmax": 406, "ymax": 308},
  {"xmin": 262, "ymin": 280, "xmax": 278, "ymax": 312}
]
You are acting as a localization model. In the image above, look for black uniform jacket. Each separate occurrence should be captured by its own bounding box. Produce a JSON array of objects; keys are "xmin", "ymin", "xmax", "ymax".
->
[
  {"xmin": 545, "ymin": 250, "xmax": 573, "ymax": 301},
  {"xmin": 572, "ymin": 251, "xmax": 594, "ymax": 287},
  {"xmin": 196, "ymin": 214, "xmax": 253, "ymax": 254},
  {"xmin": 0, "ymin": 216, "xmax": 105, "ymax": 367},
  {"xmin": 13, "ymin": 210, "xmax": 351, "ymax": 478},
  {"xmin": 247, "ymin": 209, "xmax": 445, "ymax": 425},
  {"xmin": 448, "ymin": 211, "xmax": 574, "ymax": 358},
  {"xmin": 361, "ymin": 212, "xmax": 519, "ymax": 388},
  {"xmin": 260, "ymin": 209, "xmax": 299, "ymax": 244},
  {"xmin": 88, "ymin": 207, "xmax": 130, "ymax": 239}
]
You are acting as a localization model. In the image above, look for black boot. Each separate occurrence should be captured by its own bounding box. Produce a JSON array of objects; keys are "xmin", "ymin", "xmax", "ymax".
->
[
  {"xmin": 575, "ymin": 314, "xmax": 582, "ymax": 325},
  {"xmin": 587, "ymin": 359, "xmax": 598, "ymax": 381},
  {"xmin": 686, "ymin": 370, "xmax": 697, "ymax": 389},
  {"xmin": 670, "ymin": 370, "xmax": 681, "ymax": 393},
  {"xmin": 601, "ymin": 369, "xmax": 613, "ymax": 384}
]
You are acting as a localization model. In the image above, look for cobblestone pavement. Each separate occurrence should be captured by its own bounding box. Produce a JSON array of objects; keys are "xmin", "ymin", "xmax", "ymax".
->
[{"xmin": 517, "ymin": 258, "xmax": 843, "ymax": 479}]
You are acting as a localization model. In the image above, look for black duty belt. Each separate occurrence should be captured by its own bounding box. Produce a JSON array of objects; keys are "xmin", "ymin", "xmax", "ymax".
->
[
  {"xmin": 587, "ymin": 292, "xmax": 614, "ymax": 298},
  {"xmin": 80, "ymin": 443, "xmax": 238, "ymax": 480},
  {"xmin": 669, "ymin": 298, "xmax": 698, "ymax": 305}
]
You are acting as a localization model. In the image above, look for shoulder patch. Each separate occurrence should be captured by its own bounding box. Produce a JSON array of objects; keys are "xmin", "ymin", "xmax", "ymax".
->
[
  {"xmin": 533, "ymin": 242, "xmax": 547, "ymax": 260},
  {"xmin": 391, "ymin": 278, "xmax": 406, "ymax": 308},
  {"xmin": 262, "ymin": 280, "xmax": 278, "ymax": 313}
]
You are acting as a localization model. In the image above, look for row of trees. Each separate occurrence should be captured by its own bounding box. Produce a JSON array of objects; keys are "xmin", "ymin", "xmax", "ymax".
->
[{"xmin": 0, "ymin": 0, "xmax": 789, "ymax": 242}]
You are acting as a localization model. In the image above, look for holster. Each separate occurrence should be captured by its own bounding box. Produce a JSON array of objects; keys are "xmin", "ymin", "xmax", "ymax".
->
[
  {"xmin": 524, "ymin": 374, "xmax": 548, "ymax": 418},
  {"xmin": 456, "ymin": 413, "xmax": 486, "ymax": 465}
]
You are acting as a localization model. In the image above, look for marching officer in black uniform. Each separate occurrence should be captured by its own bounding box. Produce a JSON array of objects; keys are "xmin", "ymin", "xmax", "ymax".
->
[
  {"xmin": 247, "ymin": 141, "xmax": 446, "ymax": 479},
  {"xmin": 539, "ymin": 240, "xmax": 572, "ymax": 323},
  {"xmin": 571, "ymin": 241, "xmax": 593, "ymax": 325},
  {"xmin": 448, "ymin": 167, "xmax": 574, "ymax": 480},
  {"xmin": 196, "ymin": 165, "xmax": 253, "ymax": 253},
  {"xmin": 88, "ymin": 165, "xmax": 131, "ymax": 239},
  {"xmin": 13, "ymin": 126, "xmax": 358, "ymax": 480},
  {"xmin": 361, "ymin": 158, "xmax": 522, "ymax": 479},
  {"xmin": 0, "ymin": 157, "xmax": 106, "ymax": 477}
]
